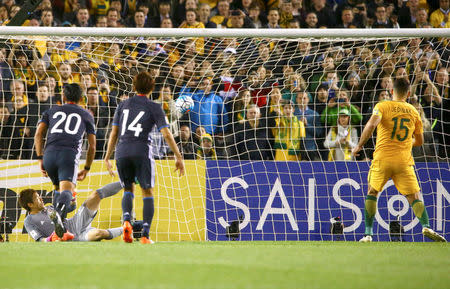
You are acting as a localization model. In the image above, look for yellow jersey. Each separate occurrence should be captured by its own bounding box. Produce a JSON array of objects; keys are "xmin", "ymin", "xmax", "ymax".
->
[{"xmin": 372, "ymin": 100, "xmax": 423, "ymax": 165}]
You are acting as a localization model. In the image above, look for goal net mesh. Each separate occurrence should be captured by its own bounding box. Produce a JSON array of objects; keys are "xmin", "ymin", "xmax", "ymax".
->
[{"xmin": 0, "ymin": 32, "xmax": 448, "ymax": 242}]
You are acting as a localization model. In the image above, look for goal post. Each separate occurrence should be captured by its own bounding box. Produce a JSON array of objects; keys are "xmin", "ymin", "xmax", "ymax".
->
[{"xmin": 0, "ymin": 27, "xmax": 449, "ymax": 242}]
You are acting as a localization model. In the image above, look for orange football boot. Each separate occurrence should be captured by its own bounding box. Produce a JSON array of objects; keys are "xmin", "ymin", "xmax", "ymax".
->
[{"xmin": 123, "ymin": 221, "xmax": 133, "ymax": 243}]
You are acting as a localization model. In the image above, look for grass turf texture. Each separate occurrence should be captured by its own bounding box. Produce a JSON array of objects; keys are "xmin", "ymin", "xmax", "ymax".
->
[{"xmin": 1, "ymin": 241, "xmax": 448, "ymax": 289}]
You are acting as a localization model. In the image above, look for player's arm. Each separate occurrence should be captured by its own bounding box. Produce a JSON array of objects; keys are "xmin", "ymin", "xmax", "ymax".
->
[
  {"xmin": 78, "ymin": 133, "xmax": 96, "ymax": 181},
  {"xmin": 352, "ymin": 114, "xmax": 381, "ymax": 157},
  {"xmin": 104, "ymin": 125, "xmax": 119, "ymax": 177},
  {"xmin": 412, "ymin": 132, "xmax": 424, "ymax": 147},
  {"xmin": 34, "ymin": 122, "xmax": 48, "ymax": 177},
  {"xmin": 160, "ymin": 127, "xmax": 185, "ymax": 176}
]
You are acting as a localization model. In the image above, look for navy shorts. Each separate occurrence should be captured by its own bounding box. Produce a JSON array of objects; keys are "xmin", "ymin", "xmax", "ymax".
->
[
  {"xmin": 43, "ymin": 149, "xmax": 79, "ymax": 186},
  {"xmin": 116, "ymin": 156, "xmax": 155, "ymax": 189}
]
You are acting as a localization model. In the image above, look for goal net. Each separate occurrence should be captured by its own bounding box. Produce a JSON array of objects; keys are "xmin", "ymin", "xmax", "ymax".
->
[{"xmin": 0, "ymin": 28, "xmax": 449, "ymax": 242}]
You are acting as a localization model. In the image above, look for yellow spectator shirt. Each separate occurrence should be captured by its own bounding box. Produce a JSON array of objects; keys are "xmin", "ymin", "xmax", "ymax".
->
[{"xmin": 372, "ymin": 100, "xmax": 423, "ymax": 165}]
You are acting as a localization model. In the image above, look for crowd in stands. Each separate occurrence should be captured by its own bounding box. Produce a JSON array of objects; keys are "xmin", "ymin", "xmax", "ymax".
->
[{"xmin": 0, "ymin": 0, "xmax": 449, "ymax": 162}]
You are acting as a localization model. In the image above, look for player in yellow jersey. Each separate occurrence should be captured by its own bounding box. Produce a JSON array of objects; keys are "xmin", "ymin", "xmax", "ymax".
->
[{"xmin": 352, "ymin": 77, "xmax": 446, "ymax": 242}]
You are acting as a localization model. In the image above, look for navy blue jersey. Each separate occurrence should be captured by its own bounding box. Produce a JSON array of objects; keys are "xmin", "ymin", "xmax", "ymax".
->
[
  {"xmin": 40, "ymin": 104, "xmax": 96, "ymax": 154},
  {"xmin": 112, "ymin": 95, "xmax": 168, "ymax": 159}
]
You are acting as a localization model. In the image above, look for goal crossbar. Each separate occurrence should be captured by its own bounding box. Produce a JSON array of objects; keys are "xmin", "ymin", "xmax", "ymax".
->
[{"xmin": 0, "ymin": 27, "xmax": 449, "ymax": 38}]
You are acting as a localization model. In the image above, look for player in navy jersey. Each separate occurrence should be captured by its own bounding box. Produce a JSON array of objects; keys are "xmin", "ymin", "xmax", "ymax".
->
[
  {"xmin": 34, "ymin": 83, "xmax": 96, "ymax": 223},
  {"xmin": 104, "ymin": 71, "xmax": 185, "ymax": 244}
]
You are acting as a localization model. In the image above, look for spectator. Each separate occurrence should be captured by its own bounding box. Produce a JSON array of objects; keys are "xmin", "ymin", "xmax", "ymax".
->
[
  {"xmin": 188, "ymin": 77, "xmax": 228, "ymax": 135},
  {"xmin": 196, "ymin": 133, "xmax": 217, "ymax": 160},
  {"xmin": 27, "ymin": 83, "xmax": 52, "ymax": 142},
  {"xmin": 415, "ymin": 7, "xmax": 430, "ymax": 27},
  {"xmin": 264, "ymin": 8, "xmax": 280, "ymax": 28},
  {"xmin": 233, "ymin": 104, "xmax": 272, "ymax": 160},
  {"xmin": 110, "ymin": 0, "xmax": 126, "ymax": 24},
  {"xmin": 131, "ymin": 10, "xmax": 148, "ymax": 27},
  {"xmin": 86, "ymin": 86, "xmax": 111, "ymax": 159},
  {"xmin": 248, "ymin": 66, "xmax": 277, "ymax": 107},
  {"xmin": 179, "ymin": 9, "xmax": 206, "ymax": 54},
  {"xmin": 313, "ymin": 83, "xmax": 329, "ymax": 116},
  {"xmin": 149, "ymin": 0, "xmax": 174, "ymax": 27},
  {"xmin": 28, "ymin": 83, "xmax": 52, "ymax": 121},
  {"xmin": 309, "ymin": 0, "xmax": 335, "ymax": 28},
  {"xmin": 309, "ymin": 56, "xmax": 339, "ymax": 94},
  {"xmin": 434, "ymin": 66, "xmax": 449, "ymax": 99},
  {"xmin": 398, "ymin": 0, "xmax": 420, "ymax": 28},
  {"xmin": 278, "ymin": 0, "xmax": 296, "ymax": 28},
  {"xmin": 175, "ymin": 124, "xmax": 197, "ymax": 160},
  {"xmin": 410, "ymin": 96, "xmax": 438, "ymax": 162},
  {"xmin": 321, "ymin": 89, "xmax": 362, "ymax": 127},
  {"xmin": 161, "ymin": 17, "xmax": 174, "ymax": 28},
  {"xmin": 281, "ymin": 73, "xmax": 307, "ymax": 103},
  {"xmin": 229, "ymin": 88, "xmax": 252, "ymax": 127},
  {"xmin": 7, "ymin": 79, "xmax": 28, "ymax": 112},
  {"xmin": 175, "ymin": 0, "xmax": 197, "ymax": 24},
  {"xmin": 430, "ymin": 0, "xmax": 450, "ymax": 28},
  {"xmin": 95, "ymin": 16, "xmax": 108, "ymax": 27},
  {"xmin": 0, "ymin": 106, "xmax": 12, "ymax": 159},
  {"xmin": 248, "ymin": 3, "xmax": 265, "ymax": 28},
  {"xmin": 337, "ymin": 6, "xmax": 362, "ymax": 28},
  {"xmin": 45, "ymin": 76, "xmax": 61, "ymax": 105},
  {"xmin": 273, "ymin": 100, "xmax": 305, "ymax": 161},
  {"xmin": 198, "ymin": 3, "xmax": 217, "ymax": 28},
  {"xmin": 210, "ymin": 0, "xmax": 230, "ymax": 27},
  {"xmin": 72, "ymin": 6, "xmax": 93, "ymax": 27},
  {"xmin": 371, "ymin": 5, "xmax": 394, "ymax": 28},
  {"xmin": 323, "ymin": 108, "xmax": 358, "ymax": 161},
  {"xmin": 156, "ymin": 85, "xmax": 182, "ymax": 137},
  {"xmin": 294, "ymin": 90, "xmax": 323, "ymax": 161},
  {"xmin": 56, "ymin": 62, "xmax": 74, "ymax": 93},
  {"xmin": 0, "ymin": 5, "xmax": 9, "ymax": 25},
  {"xmin": 40, "ymin": 8, "xmax": 59, "ymax": 27},
  {"xmin": 9, "ymin": 92, "xmax": 33, "ymax": 159},
  {"xmin": 353, "ymin": 2, "xmax": 368, "ymax": 27},
  {"xmin": 228, "ymin": 9, "xmax": 255, "ymax": 28},
  {"xmin": 303, "ymin": 11, "xmax": 319, "ymax": 28},
  {"xmin": 106, "ymin": 7, "xmax": 122, "ymax": 27}
]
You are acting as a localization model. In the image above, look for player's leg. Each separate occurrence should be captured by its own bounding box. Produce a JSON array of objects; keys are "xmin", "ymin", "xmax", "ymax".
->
[
  {"xmin": 138, "ymin": 157, "xmax": 156, "ymax": 244},
  {"xmin": 116, "ymin": 157, "xmax": 136, "ymax": 243},
  {"xmin": 116, "ymin": 158, "xmax": 136, "ymax": 223},
  {"xmin": 141, "ymin": 188, "xmax": 155, "ymax": 244},
  {"xmin": 360, "ymin": 160, "xmax": 389, "ymax": 242},
  {"xmin": 83, "ymin": 182, "xmax": 123, "ymax": 212},
  {"xmin": 360, "ymin": 186, "xmax": 379, "ymax": 243},
  {"xmin": 85, "ymin": 228, "xmax": 123, "ymax": 241},
  {"xmin": 54, "ymin": 151, "xmax": 79, "ymax": 219},
  {"xmin": 393, "ymin": 166, "xmax": 446, "ymax": 242}
]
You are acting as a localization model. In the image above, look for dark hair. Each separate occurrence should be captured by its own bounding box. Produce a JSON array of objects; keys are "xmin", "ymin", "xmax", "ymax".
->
[
  {"xmin": 87, "ymin": 86, "xmax": 98, "ymax": 93},
  {"xmin": 63, "ymin": 83, "xmax": 83, "ymax": 102},
  {"xmin": 393, "ymin": 77, "xmax": 410, "ymax": 97},
  {"xmin": 106, "ymin": 7, "xmax": 118, "ymax": 15},
  {"xmin": 133, "ymin": 71, "xmax": 155, "ymax": 95},
  {"xmin": 18, "ymin": 189, "xmax": 36, "ymax": 212}
]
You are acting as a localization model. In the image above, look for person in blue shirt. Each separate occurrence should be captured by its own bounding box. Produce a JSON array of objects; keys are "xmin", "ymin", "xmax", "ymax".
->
[
  {"xmin": 294, "ymin": 89, "xmax": 324, "ymax": 161},
  {"xmin": 187, "ymin": 77, "xmax": 229, "ymax": 135}
]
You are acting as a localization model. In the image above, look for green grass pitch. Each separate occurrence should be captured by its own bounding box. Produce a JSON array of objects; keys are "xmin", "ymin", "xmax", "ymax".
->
[{"xmin": 1, "ymin": 241, "xmax": 448, "ymax": 289}]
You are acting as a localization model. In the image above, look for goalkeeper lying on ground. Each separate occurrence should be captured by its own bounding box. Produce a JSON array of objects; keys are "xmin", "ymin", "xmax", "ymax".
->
[{"xmin": 18, "ymin": 182, "xmax": 124, "ymax": 242}]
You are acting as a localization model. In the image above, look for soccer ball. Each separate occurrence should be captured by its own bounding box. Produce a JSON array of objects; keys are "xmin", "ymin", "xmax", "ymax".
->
[{"xmin": 175, "ymin": 95, "xmax": 194, "ymax": 114}]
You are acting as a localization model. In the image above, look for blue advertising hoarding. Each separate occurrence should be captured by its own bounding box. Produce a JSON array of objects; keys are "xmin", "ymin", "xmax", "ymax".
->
[{"xmin": 206, "ymin": 161, "xmax": 450, "ymax": 241}]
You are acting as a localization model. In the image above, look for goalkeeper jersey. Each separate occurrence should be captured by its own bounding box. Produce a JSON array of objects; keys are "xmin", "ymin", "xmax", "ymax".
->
[{"xmin": 24, "ymin": 206, "xmax": 56, "ymax": 241}]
